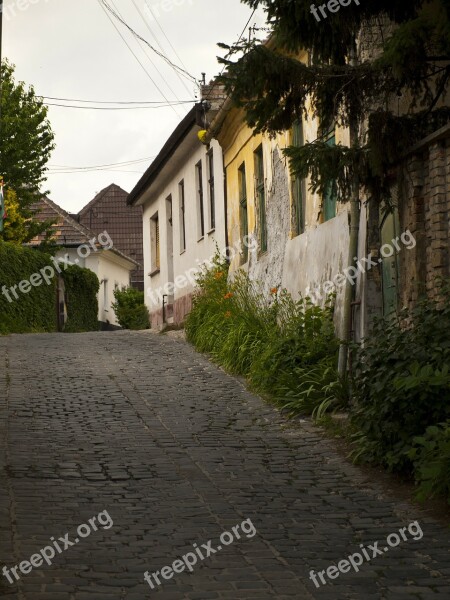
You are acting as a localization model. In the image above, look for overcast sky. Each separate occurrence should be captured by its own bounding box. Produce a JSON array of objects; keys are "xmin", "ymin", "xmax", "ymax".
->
[{"xmin": 3, "ymin": 0, "xmax": 265, "ymax": 213}]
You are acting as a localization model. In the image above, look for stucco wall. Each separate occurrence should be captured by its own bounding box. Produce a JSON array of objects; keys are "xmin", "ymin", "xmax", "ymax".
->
[
  {"xmin": 142, "ymin": 137, "xmax": 227, "ymax": 329},
  {"xmin": 282, "ymin": 210, "xmax": 351, "ymax": 335}
]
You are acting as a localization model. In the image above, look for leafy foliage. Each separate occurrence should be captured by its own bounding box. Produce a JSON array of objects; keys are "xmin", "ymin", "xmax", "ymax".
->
[
  {"xmin": 280, "ymin": 360, "xmax": 350, "ymax": 420},
  {"xmin": 0, "ymin": 241, "xmax": 57, "ymax": 334},
  {"xmin": 0, "ymin": 60, "xmax": 55, "ymax": 240},
  {"xmin": 62, "ymin": 265, "xmax": 100, "ymax": 333},
  {"xmin": 112, "ymin": 287, "xmax": 150, "ymax": 330},
  {"xmin": 350, "ymin": 285, "xmax": 450, "ymax": 473},
  {"xmin": 218, "ymin": 1, "xmax": 450, "ymax": 203},
  {"xmin": 185, "ymin": 255, "xmax": 344, "ymax": 418},
  {"xmin": 408, "ymin": 422, "xmax": 450, "ymax": 504}
]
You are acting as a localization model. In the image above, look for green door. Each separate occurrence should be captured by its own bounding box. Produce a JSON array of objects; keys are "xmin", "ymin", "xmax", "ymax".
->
[{"xmin": 380, "ymin": 210, "xmax": 400, "ymax": 317}]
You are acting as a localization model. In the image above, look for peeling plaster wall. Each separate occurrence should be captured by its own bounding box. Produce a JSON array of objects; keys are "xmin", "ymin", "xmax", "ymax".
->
[
  {"xmin": 247, "ymin": 146, "xmax": 291, "ymax": 294},
  {"xmin": 282, "ymin": 210, "xmax": 351, "ymax": 336}
]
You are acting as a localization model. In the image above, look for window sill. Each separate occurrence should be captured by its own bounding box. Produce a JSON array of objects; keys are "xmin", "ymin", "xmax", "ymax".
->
[
  {"xmin": 207, "ymin": 228, "xmax": 215, "ymax": 236},
  {"xmin": 180, "ymin": 249, "xmax": 186, "ymax": 255},
  {"xmin": 197, "ymin": 236, "xmax": 205, "ymax": 243},
  {"xmin": 149, "ymin": 268, "xmax": 160, "ymax": 278}
]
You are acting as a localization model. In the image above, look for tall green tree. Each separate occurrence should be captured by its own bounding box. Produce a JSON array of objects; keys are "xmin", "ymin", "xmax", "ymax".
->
[
  {"xmin": 220, "ymin": 0, "xmax": 450, "ymax": 200},
  {"xmin": 0, "ymin": 60, "xmax": 56, "ymax": 242}
]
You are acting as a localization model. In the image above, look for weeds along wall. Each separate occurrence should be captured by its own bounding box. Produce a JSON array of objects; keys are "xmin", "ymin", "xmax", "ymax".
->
[
  {"xmin": 0, "ymin": 241, "xmax": 58, "ymax": 334},
  {"xmin": 62, "ymin": 265, "xmax": 100, "ymax": 333}
]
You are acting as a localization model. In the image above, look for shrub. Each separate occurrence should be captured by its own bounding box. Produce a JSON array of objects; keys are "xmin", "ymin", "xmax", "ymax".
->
[
  {"xmin": 112, "ymin": 287, "xmax": 150, "ymax": 330},
  {"xmin": 62, "ymin": 265, "xmax": 100, "ymax": 332},
  {"xmin": 0, "ymin": 241, "xmax": 57, "ymax": 334},
  {"xmin": 185, "ymin": 254, "xmax": 343, "ymax": 418},
  {"xmin": 408, "ymin": 422, "xmax": 450, "ymax": 504},
  {"xmin": 351, "ymin": 284, "xmax": 450, "ymax": 473}
]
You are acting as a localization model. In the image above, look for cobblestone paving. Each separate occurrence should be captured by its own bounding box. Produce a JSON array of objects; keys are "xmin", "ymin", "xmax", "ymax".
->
[{"xmin": 0, "ymin": 331, "xmax": 448, "ymax": 600}]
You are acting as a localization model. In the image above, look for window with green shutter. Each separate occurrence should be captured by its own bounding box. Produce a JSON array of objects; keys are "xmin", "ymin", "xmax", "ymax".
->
[
  {"xmin": 323, "ymin": 132, "xmax": 338, "ymax": 222},
  {"xmin": 254, "ymin": 145, "xmax": 267, "ymax": 252},
  {"xmin": 238, "ymin": 163, "xmax": 248, "ymax": 263},
  {"xmin": 292, "ymin": 120, "xmax": 304, "ymax": 235}
]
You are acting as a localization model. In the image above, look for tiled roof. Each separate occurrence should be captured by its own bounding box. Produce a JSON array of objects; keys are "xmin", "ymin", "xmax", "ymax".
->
[
  {"xmin": 30, "ymin": 196, "xmax": 99, "ymax": 246},
  {"xmin": 29, "ymin": 196, "xmax": 137, "ymax": 266},
  {"xmin": 78, "ymin": 184, "xmax": 144, "ymax": 288}
]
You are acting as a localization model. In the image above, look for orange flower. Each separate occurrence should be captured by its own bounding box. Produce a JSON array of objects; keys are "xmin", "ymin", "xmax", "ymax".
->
[
  {"xmin": 271, "ymin": 287, "xmax": 278, "ymax": 295},
  {"xmin": 224, "ymin": 311, "xmax": 232, "ymax": 318},
  {"xmin": 224, "ymin": 292, "xmax": 234, "ymax": 300},
  {"xmin": 214, "ymin": 271, "xmax": 224, "ymax": 280}
]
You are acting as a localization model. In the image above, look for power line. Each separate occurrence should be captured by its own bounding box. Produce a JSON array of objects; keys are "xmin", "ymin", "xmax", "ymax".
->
[
  {"xmin": 48, "ymin": 168, "xmax": 146, "ymax": 175},
  {"xmin": 137, "ymin": 0, "xmax": 193, "ymax": 97},
  {"xmin": 49, "ymin": 156, "xmax": 157, "ymax": 171},
  {"xmin": 96, "ymin": 0, "xmax": 179, "ymax": 116},
  {"xmin": 39, "ymin": 96, "xmax": 193, "ymax": 105},
  {"xmin": 143, "ymin": 0, "xmax": 190, "ymax": 75},
  {"xmin": 110, "ymin": 0, "xmax": 185, "ymax": 107},
  {"xmin": 100, "ymin": 0, "xmax": 197, "ymax": 85},
  {"xmin": 44, "ymin": 101, "xmax": 193, "ymax": 110}
]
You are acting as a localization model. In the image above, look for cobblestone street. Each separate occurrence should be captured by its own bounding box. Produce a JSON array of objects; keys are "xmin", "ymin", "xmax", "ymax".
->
[{"xmin": 0, "ymin": 331, "xmax": 448, "ymax": 600}]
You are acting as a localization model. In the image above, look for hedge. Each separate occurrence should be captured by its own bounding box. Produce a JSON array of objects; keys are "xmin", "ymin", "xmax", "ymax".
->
[
  {"xmin": 0, "ymin": 242, "xmax": 101, "ymax": 335},
  {"xmin": 62, "ymin": 265, "xmax": 100, "ymax": 333},
  {"xmin": 0, "ymin": 241, "xmax": 57, "ymax": 334}
]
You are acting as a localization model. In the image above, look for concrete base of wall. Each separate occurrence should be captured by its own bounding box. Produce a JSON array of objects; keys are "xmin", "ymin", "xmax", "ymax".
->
[{"xmin": 150, "ymin": 292, "xmax": 193, "ymax": 331}]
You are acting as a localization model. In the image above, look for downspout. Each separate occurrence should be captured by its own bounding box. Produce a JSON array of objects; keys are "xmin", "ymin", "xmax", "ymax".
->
[
  {"xmin": 338, "ymin": 44, "xmax": 361, "ymax": 377},
  {"xmin": 222, "ymin": 152, "xmax": 229, "ymax": 255}
]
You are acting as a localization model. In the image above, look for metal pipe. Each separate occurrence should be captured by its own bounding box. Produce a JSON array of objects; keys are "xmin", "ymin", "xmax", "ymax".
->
[{"xmin": 162, "ymin": 294, "xmax": 168, "ymax": 324}]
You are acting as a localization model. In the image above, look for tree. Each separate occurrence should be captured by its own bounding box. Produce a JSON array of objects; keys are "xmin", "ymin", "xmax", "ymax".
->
[
  {"xmin": 218, "ymin": 0, "xmax": 450, "ymax": 372},
  {"xmin": 220, "ymin": 0, "xmax": 450, "ymax": 200},
  {"xmin": 0, "ymin": 60, "xmax": 56, "ymax": 241}
]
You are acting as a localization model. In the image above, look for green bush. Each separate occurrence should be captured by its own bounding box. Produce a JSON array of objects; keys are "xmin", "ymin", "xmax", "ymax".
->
[
  {"xmin": 62, "ymin": 265, "xmax": 100, "ymax": 332},
  {"xmin": 185, "ymin": 254, "xmax": 343, "ymax": 417},
  {"xmin": 112, "ymin": 287, "xmax": 150, "ymax": 330},
  {"xmin": 351, "ymin": 285, "xmax": 450, "ymax": 473},
  {"xmin": 408, "ymin": 421, "xmax": 450, "ymax": 504},
  {"xmin": 0, "ymin": 240, "xmax": 57, "ymax": 334}
]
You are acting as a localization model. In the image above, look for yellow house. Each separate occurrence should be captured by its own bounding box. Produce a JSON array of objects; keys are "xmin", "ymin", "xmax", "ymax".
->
[{"xmin": 202, "ymin": 74, "xmax": 354, "ymax": 337}]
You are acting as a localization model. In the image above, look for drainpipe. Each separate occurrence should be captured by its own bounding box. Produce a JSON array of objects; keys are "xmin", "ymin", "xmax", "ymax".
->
[
  {"xmin": 338, "ymin": 44, "xmax": 361, "ymax": 378},
  {"xmin": 162, "ymin": 294, "xmax": 168, "ymax": 324},
  {"xmin": 222, "ymin": 151, "xmax": 229, "ymax": 256}
]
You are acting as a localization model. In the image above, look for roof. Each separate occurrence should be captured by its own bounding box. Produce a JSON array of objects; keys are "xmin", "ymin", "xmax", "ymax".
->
[
  {"xmin": 78, "ymin": 183, "xmax": 144, "ymax": 285},
  {"xmin": 29, "ymin": 196, "xmax": 138, "ymax": 266},
  {"xmin": 128, "ymin": 105, "xmax": 198, "ymax": 206}
]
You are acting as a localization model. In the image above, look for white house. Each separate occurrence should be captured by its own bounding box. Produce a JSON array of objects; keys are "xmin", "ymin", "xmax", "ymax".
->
[
  {"xmin": 30, "ymin": 197, "xmax": 138, "ymax": 328},
  {"xmin": 128, "ymin": 105, "xmax": 227, "ymax": 329}
]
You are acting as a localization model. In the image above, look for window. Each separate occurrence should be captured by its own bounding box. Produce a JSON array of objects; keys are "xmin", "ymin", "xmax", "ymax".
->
[
  {"xmin": 179, "ymin": 180, "xmax": 186, "ymax": 252},
  {"xmin": 150, "ymin": 213, "xmax": 160, "ymax": 273},
  {"xmin": 238, "ymin": 163, "xmax": 249, "ymax": 264},
  {"xmin": 196, "ymin": 161, "xmax": 205, "ymax": 239},
  {"xmin": 254, "ymin": 145, "xmax": 267, "ymax": 252},
  {"xmin": 292, "ymin": 119, "xmax": 305, "ymax": 235},
  {"xmin": 207, "ymin": 150, "xmax": 215, "ymax": 230},
  {"xmin": 323, "ymin": 129, "xmax": 338, "ymax": 222}
]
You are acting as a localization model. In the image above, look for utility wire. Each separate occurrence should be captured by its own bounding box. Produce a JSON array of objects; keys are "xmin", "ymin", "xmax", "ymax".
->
[
  {"xmin": 101, "ymin": 0, "xmax": 197, "ymax": 85},
  {"xmin": 39, "ymin": 96, "xmax": 193, "ymax": 105},
  {"xmin": 44, "ymin": 101, "xmax": 193, "ymax": 110},
  {"xmin": 96, "ymin": 0, "xmax": 179, "ymax": 115},
  {"xmin": 48, "ymin": 168, "xmax": 146, "ymax": 175},
  {"xmin": 49, "ymin": 156, "xmax": 157, "ymax": 171},
  {"xmin": 136, "ymin": 0, "xmax": 194, "ymax": 97},
  {"xmin": 110, "ymin": 0, "xmax": 185, "ymax": 107},
  {"xmin": 143, "ymin": 0, "xmax": 190, "ymax": 74}
]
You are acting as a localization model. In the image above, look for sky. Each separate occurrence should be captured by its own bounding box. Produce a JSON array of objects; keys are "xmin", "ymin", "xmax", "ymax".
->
[{"xmin": 3, "ymin": 0, "xmax": 266, "ymax": 213}]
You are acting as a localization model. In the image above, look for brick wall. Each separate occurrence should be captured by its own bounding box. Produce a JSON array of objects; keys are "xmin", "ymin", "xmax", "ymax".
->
[{"xmin": 398, "ymin": 130, "xmax": 450, "ymax": 311}]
